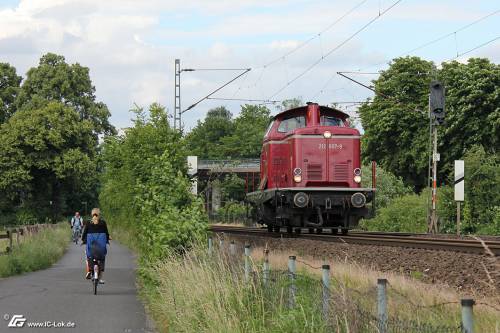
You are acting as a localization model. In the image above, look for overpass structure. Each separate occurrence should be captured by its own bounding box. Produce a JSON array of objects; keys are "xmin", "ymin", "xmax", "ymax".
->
[{"xmin": 188, "ymin": 157, "xmax": 261, "ymax": 213}]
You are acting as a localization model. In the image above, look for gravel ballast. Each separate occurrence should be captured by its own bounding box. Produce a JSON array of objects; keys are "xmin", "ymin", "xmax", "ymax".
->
[{"xmin": 217, "ymin": 233, "xmax": 500, "ymax": 298}]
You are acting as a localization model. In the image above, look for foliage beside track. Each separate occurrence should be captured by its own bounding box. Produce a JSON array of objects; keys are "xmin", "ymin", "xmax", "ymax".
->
[
  {"xmin": 363, "ymin": 145, "xmax": 500, "ymax": 234},
  {"xmin": 0, "ymin": 223, "xmax": 68, "ymax": 277},
  {"xmin": 99, "ymin": 103, "xmax": 207, "ymax": 262}
]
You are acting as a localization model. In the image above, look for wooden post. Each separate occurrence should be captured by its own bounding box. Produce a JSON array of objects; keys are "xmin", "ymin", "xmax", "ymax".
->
[
  {"xmin": 7, "ymin": 230, "xmax": 13, "ymax": 253},
  {"xmin": 457, "ymin": 201, "xmax": 461, "ymax": 236}
]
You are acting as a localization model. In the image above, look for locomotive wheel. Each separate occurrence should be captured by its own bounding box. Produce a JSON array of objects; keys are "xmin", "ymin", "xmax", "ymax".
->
[
  {"xmin": 341, "ymin": 229, "xmax": 348, "ymax": 235},
  {"xmin": 315, "ymin": 228, "xmax": 323, "ymax": 234},
  {"xmin": 273, "ymin": 226, "xmax": 281, "ymax": 233},
  {"xmin": 308, "ymin": 228, "xmax": 314, "ymax": 234},
  {"xmin": 331, "ymin": 228, "xmax": 338, "ymax": 235},
  {"xmin": 267, "ymin": 225, "xmax": 273, "ymax": 232},
  {"xmin": 294, "ymin": 228, "xmax": 302, "ymax": 234},
  {"xmin": 286, "ymin": 226, "xmax": 293, "ymax": 234}
]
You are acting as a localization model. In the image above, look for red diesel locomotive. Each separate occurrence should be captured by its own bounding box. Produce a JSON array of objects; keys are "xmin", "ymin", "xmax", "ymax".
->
[{"xmin": 247, "ymin": 102, "xmax": 374, "ymax": 234}]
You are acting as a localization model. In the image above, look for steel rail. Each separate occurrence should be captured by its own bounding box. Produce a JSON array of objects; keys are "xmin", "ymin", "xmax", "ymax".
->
[{"xmin": 209, "ymin": 225, "xmax": 500, "ymax": 256}]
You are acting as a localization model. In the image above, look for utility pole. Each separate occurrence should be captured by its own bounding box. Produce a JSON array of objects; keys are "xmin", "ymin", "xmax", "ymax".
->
[
  {"xmin": 428, "ymin": 81, "xmax": 445, "ymax": 233},
  {"xmin": 174, "ymin": 59, "xmax": 181, "ymax": 130}
]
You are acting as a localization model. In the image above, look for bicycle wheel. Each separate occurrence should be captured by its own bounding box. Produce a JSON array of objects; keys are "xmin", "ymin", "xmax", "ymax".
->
[{"xmin": 93, "ymin": 264, "xmax": 99, "ymax": 295}]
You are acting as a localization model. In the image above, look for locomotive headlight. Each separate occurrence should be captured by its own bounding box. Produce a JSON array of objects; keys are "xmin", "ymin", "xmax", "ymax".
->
[
  {"xmin": 293, "ymin": 175, "xmax": 302, "ymax": 183},
  {"xmin": 353, "ymin": 168, "xmax": 362, "ymax": 183},
  {"xmin": 293, "ymin": 168, "xmax": 302, "ymax": 176},
  {"xmin": 323, "ymin": 131, "xmax": 332, "ymax": 138},
  {"xmin": 293, "ymin": 192, "xmax": 309, "ymax": 208},
  {"xmin": 351, "ymin": 192, "xmax": 366, "ymax": 208}
]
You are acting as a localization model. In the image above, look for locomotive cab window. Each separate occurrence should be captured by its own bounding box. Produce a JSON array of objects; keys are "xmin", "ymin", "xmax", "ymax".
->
[
  {"xmin": 277, "ymin": 115, "xmax": 306, "ymax": 133},
  {"xmin": 264, "ymin": 120, "xmax": 275, "ymax": 137},
  {"xmin": 320, "ymin": 115, "xmax": 344, "ymax": 127}
]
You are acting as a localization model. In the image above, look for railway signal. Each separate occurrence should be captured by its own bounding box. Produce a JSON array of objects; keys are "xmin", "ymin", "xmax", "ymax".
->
[
  {"xmin": 430, "ymin": 81, "xmax": 445, "ymax": 125},
  {"xmin": 428, "ymin": 81, "xmax": 445, "ymax": 233}
]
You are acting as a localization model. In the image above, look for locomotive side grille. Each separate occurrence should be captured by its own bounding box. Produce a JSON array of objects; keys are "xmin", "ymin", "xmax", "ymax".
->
[
  {"xmin": 307, "ymin": 164, "xmax": 322, "ymax": 180},
  {"xmin": 334, "ymin": 163, "xmax": 349, "ymax": 181}
]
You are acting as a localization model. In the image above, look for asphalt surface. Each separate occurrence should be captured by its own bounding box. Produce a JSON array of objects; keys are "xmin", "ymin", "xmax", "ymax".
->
[{"xmin": 0, "ymin": 241, "xmax": 155, "ymax": 333}]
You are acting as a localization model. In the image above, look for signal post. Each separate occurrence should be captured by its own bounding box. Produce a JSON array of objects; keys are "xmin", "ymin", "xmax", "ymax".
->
[{"xmin": 428, "ymin": 81, "xmax": 445, "ymax": 233}]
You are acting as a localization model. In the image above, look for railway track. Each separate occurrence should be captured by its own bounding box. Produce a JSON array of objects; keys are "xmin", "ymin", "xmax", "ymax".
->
[{"xmin": 209, "ymin": 225, "xmax": 500, "ymax": 256}]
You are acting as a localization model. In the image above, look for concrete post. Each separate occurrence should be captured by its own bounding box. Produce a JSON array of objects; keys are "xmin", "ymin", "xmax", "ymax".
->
[
  {"xmin": 322, "ymin": 264, "xmax": 330, "ymax": 321},
  {"xmin": 288, "ymin": 256, "xmax": 296, "ymax": 308},
  {"xmin": 219, "ymin": 237, "xmax": 224, "ymax": 252},
  {"xmin": 208, "ymin": 237, "xmax": 213, "ymax": 255},
  {"xmin": 211, "ymin": 180, "xmax": 222, "ymax": 212},
  {"xmin": 7, "ymin": 230, "xmax": 12, "ymax": 253},
  {"xmin": 229, "ymin": 241, "xmax": 236, "ymax": 256},
  {"xmin": 377, "ymin": 278, "xmax": 388, "ymax": 333},
  {"xmin": 461, "ymin": 299, "xmax": 475, "ymax": 333},
  {"xmin": 321, "ymin": 265, "xmax": 330, "ymax": 321},
  {"xmin": 263, "ymin": 249, "xmax": 270, "ymax": 286},
  {"xmin": 244, "ymin": 244, "xmax": 251, "ymax": 283}
]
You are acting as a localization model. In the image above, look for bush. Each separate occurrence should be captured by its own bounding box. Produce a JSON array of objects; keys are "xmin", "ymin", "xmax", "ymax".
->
[
  {"xmin": 437, "ymin": 146, "xmax": 500, "ymax": 235},
  {"xmin": 362, "ymin": 191, "xmax": 428, "ymax": 233},
  {"xmin": 99, "ymin": 104, "xmax": 207, "ymax": 262},
  {"xmin": 361, "ymin": 164, "xmax": 412, "ymax": 209}
]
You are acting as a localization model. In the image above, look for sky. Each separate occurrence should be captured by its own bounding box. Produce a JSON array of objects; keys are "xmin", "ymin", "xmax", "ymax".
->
[{"xmin": 0, "ymin": 0, "xmax": 498, "ymax": 131}]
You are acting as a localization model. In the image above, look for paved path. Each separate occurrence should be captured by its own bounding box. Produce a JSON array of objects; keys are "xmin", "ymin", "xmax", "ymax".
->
[{"xmin": 0, "ymin": 242, "xmax": 155, "ymax": 333}]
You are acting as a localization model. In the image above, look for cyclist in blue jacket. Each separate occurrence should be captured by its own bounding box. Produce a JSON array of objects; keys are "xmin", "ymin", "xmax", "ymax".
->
[{"xmin": 82, "ymin": 208, "xmax": 110, "ymax": 283}]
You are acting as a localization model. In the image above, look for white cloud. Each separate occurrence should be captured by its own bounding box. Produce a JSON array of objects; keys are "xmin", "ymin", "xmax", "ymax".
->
[{"xmin": 0, "ymin": 0, "xmax": 497, "ymax": 130}]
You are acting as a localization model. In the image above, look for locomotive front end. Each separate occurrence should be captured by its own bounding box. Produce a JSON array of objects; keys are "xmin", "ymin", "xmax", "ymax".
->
[{"xmin": 247, "ymin": 102, "xmax": 375, "ymax": 234}]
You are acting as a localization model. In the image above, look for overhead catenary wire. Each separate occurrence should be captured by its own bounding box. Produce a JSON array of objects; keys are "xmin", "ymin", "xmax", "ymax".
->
[
  {"xmin": 260, "ymin": 0, "xmax": 370, "ymax": 69},
  {"xmin": 207, "ymin": 97, "xmax": 281, "ymax": 104},
  {"xmin": 268, "ymin": 0, "xmax": 403, "ymax": 99},
  {"xmin": 182, "ymin": 69, "xmax": 251, "ymax": 113},
  {"xmin": 313, "ymin": 10, "xmax": 499, "ymax": 99},
  {"xmin": 237, "ymin": 0, "xmax": 370, "ymax": 96},
  {"xmin": 358, "ymin": 8, "xmax": 500, "ymax": 71},
  {"xmin": 446, "ymin": 35, "xmax": 500, "ymax": 61}
]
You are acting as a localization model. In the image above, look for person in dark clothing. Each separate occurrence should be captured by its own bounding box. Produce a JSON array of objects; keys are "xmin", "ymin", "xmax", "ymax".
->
[{"xmin": 82, "ymin": 208, "xmax": 110, "ymax": 283}]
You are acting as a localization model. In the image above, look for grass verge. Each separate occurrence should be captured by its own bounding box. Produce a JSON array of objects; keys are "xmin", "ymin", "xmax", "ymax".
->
[
  {"xmin": 0, "ymin": 223, "xmax": 68, "ymax": 278},
  {"xmin": 142, "ymin": 243, "xmax": 500, "ymax": 333}
]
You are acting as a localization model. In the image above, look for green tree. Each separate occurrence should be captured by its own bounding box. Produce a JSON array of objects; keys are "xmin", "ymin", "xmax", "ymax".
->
[
  {"xmin": 0, "ymin": 102, "xmax": 97, "ymax": 223},
  {"xmin": 438, "ymin": 59, "xmax": 500, "ymax": 176},
  {"xmin": 278, "ymin": 97, "xmax": 303, "ymax": 111},
  {"xmin": 185, "ymin": 106, "xmax": 234, "ymax": 158},
  {"xmin": 359, "ymin": 56, "xmax": 499, "ymax": 190},
  {"xmin": 100, "ymin": 103, "xmax": 207, "ymax": 258},
  {"xmin": 359, "ymin": 56, "xmax": 434, "ymax": 190},
  {"xmin": 221, "ymin": 104, "xmax": 271, "ymax": 158},
  {"xmin": 16, "ymin": 53, "xmax": 115, "ymax": 135},
  {"xmin": 0, "ymin": 62, "xmax": 22, "ymax": 123}
]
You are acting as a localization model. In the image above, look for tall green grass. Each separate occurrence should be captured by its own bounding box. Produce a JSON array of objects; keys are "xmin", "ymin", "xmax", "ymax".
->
[
  {"xmin": 0, "ymin": 224, "xmax": 68, "ymax": 277},
  {"xmin": 139, "ymin": 242, "xmax": 500, "ymax": 333}
]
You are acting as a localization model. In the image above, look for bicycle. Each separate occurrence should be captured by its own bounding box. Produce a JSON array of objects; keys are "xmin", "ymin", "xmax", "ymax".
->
[
  {"xmin": 90, "ymin": 257, "xmax": 102, "ymax": 295},
  {"xmin": 72, "ymin": 228, "xmax": 81, "ymax": 244}
]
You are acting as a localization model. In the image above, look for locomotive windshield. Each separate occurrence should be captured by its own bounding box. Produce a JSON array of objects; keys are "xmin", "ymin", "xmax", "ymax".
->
[
  {"xmin": 277, "ymin": 115, "xmax": 306, "ymax": 133},
  {"xmin": 320, "ymin": 115, "xmax": 344, "ymax": 127}
]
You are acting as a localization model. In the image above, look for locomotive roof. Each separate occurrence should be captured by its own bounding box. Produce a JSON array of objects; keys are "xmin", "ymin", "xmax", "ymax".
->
[{"xmin": 273, "ymin": 103, "xmax": 349, "ymax": 120}]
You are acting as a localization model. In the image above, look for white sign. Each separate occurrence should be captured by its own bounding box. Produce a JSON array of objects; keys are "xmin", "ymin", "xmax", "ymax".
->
[
  {"xmin": 187, "ymin": 156, "xmax": 198, "ymax": 176},
  {"xmin": 187, "ymin": 156, "xmax": 198, "ymax": 195},
  {"xmin": 454, "ymin": 160, "xmax": 464, "ymax": 201}
]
